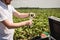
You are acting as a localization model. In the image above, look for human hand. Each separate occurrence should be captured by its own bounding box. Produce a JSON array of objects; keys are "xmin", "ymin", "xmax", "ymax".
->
[
  {"xmin": 28, "ymin": 20, "xmax": 32, "ymax": 26},
  {"xmin": 25, "ymin": 20, "xmax": 32, "ymax": 26}
]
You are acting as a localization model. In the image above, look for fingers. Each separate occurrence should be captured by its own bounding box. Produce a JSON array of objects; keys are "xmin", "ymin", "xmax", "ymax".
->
[
  {"xmin": 25, "ymin": 20, "xmax": 32, "ymax": 26},
  {"xmin": 29, "ymin": 20, "xmax": 32, "ymax": 26}
]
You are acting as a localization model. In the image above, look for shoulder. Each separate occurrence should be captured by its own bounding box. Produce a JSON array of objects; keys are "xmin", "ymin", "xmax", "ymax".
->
[
  {"xmin": 0, "ymin": 6, "xmax": 3, "ymax": 10},
  {"xmin": 0, "ymin": 6, "xmax": 5, "ymax": 14},
  {"xmin": 0, "ymin": 7, "xmax": 4, "ymax": 12},
  {"xmin": 0, "ymin": 4, "xmax": 5, "ymax": 12}
]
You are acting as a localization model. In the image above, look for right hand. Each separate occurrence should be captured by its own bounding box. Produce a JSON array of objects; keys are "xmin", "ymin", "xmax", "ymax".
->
[{"xmin": 25, "ymin": 20, "xmax": 32, "ymax": 26}]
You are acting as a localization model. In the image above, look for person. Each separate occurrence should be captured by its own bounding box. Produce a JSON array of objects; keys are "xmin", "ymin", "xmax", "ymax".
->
[{"xmin": 0, "ymin": 0, "xmax": 34, "ymax": 40}]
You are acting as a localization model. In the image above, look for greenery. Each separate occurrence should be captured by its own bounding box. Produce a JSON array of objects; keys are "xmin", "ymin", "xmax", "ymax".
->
[{"xmin": 13, "ymin": 8, "xmax": 60, "ymax": 40}]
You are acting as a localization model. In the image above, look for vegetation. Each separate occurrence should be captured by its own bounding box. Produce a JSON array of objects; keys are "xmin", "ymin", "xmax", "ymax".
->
[{"xmin": 13, "ymin": 8, "xmax": 60, "ymax": 40}]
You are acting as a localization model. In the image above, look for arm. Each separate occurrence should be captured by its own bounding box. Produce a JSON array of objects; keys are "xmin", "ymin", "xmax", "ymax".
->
[
  {"xmin": 2, "ymin": 19, "xmax": 32, "ymax": 29},
  {"xmin": 13, "ymin": 10, "xmax": 29, "ymax": 18}
]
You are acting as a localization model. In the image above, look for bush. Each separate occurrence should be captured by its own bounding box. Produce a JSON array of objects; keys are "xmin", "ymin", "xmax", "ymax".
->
[{"xmin": 13, "ymin": 8, "xmax": 60, "ymax": 40}]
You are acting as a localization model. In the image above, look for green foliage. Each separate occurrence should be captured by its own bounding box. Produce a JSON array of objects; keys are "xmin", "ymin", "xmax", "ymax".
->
[{"xmin": 13, "ymin": 8, "xmax": 60, "ymax": 40}]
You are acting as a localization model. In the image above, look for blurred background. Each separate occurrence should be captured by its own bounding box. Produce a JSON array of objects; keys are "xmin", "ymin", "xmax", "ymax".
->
[
  {"xmin": 11, "ymin": 0, "xmax": 60, "ymax": 40},
  {"xmin": 11, "ymin": 0, "xmax": 60, "ymax": 8}
]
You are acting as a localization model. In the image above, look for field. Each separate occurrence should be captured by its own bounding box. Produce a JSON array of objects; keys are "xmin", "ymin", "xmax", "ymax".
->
[{"xmin": 13, "ymin": 8, "xmax": 60, "ymax": 40}]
